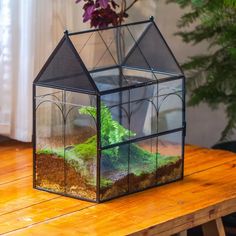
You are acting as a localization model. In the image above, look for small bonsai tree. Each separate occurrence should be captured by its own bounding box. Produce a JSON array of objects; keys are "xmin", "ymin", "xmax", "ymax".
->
[{"xmin": 168, "ymin": 0, "xmax": 236, "ymax": 140}]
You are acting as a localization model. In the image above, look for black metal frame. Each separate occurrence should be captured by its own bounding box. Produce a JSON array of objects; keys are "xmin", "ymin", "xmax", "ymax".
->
[
  {"xmin": 32, "ymin": 17, "xmax": 186, "ymax": 203},
  {"xmin": 67, "ymin": 19, "xmax": 152, "ymax": 36}
]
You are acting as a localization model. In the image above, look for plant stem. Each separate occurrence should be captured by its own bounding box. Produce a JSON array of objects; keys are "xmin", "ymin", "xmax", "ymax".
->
[
  {"xmin": 119, "ymin": 0, "xmax": 127, "ymax": 24},
  {"xmin": 125, "ymin": 0, "xmax": 138, "ymax": 11}
]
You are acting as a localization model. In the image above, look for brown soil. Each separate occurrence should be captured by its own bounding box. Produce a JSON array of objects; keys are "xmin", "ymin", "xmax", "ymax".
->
[
  {"xmin": 36, "ymin": 153, "xmax": 182, "ymax": 202},
  {"xmin": 157, "ymin": 159, "xmax": 183, "ymax": 184},
  {"xmin": 100, "ymin": 159, "xmax": 182, "ymax": 201},
  {"xmin": 36, "ymin": 154, "xmax": 96, "ymax": 200}
]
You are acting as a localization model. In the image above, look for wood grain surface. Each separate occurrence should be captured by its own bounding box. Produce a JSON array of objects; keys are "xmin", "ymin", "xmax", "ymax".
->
[{"xmin": 1, "ymin": 141, "xmax": 236, "ymax": 235}]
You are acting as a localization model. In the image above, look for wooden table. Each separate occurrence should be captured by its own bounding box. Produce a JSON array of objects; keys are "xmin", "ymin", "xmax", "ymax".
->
[{"xmin": 1, "ymin": 141, "xmax": 236, "ymax": 235}]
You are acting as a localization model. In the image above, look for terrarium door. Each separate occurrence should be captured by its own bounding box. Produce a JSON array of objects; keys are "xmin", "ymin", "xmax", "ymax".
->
[{"xmin": 34, "ymin": 86, "xmax": 98, "ymax": 201}]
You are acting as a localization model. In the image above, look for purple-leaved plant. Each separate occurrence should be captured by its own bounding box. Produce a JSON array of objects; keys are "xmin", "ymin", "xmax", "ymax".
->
[{"xmin": 75, "ymin": 0, "xmax": 138, "ymax": 28}]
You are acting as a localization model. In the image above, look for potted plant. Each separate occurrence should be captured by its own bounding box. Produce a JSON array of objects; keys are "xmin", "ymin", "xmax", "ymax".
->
[
  {"xmin": 167, "ymin": 0, "xmax": 236, "ymax": 143},
  {"xmin": 76, "ymin": 0, "xmax": 138, "ymax": 28}
]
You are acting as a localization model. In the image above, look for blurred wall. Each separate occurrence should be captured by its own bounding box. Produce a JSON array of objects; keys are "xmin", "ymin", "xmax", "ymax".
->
[{"xmin": 129, "ymin": 0, "xmax": 234, "ymax": 147}]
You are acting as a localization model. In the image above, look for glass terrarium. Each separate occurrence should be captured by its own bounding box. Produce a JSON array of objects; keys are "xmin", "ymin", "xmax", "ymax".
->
[{"xmin": 33, "ymin": 18, "xmax": 186, "ymax": 202}]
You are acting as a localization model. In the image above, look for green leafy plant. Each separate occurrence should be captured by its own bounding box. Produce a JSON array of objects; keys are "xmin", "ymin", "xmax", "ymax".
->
[
  {"xmin": 79, "ymin": 104, "xmax": 136, "ymax": 144},
  {"xmin": 79, "ymin": 104, "xmax": 136, "ymax": 157},
  {"xmin": 37, "ymin": 147, "xmax": 64, "ymax": 157},
  {"xmin": 168, "ymin": 0, "xmax": 236, "ymax": 140}
]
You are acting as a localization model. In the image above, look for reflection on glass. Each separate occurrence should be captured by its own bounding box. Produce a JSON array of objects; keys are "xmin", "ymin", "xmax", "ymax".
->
[
  {"xmin": 100, "ymin": 145, "xmax": 129, "ymax": 201},
  {"xmin": 100, "ymin": 93, "xmax": 130, "ymax": 147},
  {"xmin": 158, "ymin": 92, "xmax": 183, "ymax": 132},
  {"xmin": 129, "ymin": 138, "xmax": 157, "ymax": 192},
  {"xmin": 130, "ymin": 84, "xmax": 157, "ymax": 139},
  {"xmin": 157, "ymin": 132, "xmax": 183, "ymax": 184},
  {"xmin": 35, "ymin": 87, "xmax": 98, "ymax": 201},
  {"xmin": 35, "ymin": 88, "xmax": 65, "ymax": 193},
  {"xmin": 64, "ymin": 92, "xmax": 97, "ymax": 200}
]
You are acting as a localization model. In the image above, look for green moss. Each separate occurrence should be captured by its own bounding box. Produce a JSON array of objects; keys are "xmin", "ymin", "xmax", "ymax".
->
[
  {"xmin": 73, "ymin": 136, "xmax": 97, "ymax": 160},
  {"xmin": 36, "ymin": 148, "xmax": 64, "ymax": 158},
  {"xmin": 37, "ymin": 138, "xmax": 180, "ymax": 178},
  {"xmin": 158, "ymin": 154, "xmax": 180, "ymax": 167},
  {"xmin": 36, "ymin": 148, "xmax": 53, "ymax": 155},
  {"xmin": 100, "ymin": 177, "xmax": 113, "ymax": 188},
  {"xmin": 109, "ymin": 143, "xmax": 180, "ymax": 176}
]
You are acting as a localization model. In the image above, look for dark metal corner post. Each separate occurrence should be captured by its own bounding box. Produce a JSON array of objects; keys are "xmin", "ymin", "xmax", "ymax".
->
[
  {"xmin": 32, "ymin": 83, "xmax": 36, "ymax": 188},
  {"xmin": 182, "ymin": 75, "xmax": 186, "ymax": 180},
  {"xmin": 96, "ymin": 95, "xmax": 101, "ymax": 202}
]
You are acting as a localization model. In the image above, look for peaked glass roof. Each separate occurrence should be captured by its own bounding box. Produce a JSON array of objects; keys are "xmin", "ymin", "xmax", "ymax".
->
[{"xmin": 34, "ymin": 20, "xmax": 183, "ymax": 95}]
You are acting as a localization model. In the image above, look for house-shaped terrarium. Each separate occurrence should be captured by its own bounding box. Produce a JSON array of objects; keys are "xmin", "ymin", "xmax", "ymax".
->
[{"xmin": 33, "ymin": 18, "xmax": 186, "ymax": 202}]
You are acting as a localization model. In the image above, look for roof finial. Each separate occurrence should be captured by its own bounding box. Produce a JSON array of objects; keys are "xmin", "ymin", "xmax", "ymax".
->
[
  {"xmin": 149, "ymin": 16, "xmax": 154, "ymax": 21},
  {"xmin": 64, "ymin": 30, "xmax": 69, "ymax": 35}
]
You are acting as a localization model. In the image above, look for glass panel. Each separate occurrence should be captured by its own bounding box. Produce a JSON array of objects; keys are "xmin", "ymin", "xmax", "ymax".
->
[
  {"xmin": 122, "ymin": 25, "xmax": 153, "ymax": 71},
  {"xmin": 153, "ymin": 72, "xmax": 178, "ymax": 80},
  {"xmin": 70, "ymin": 30, "xmax": 118, "ymax": 71},
  {"xmin": 85, "ymin": 23, "xmax": 156, "ymax": 92},
  {"xmin": 125, "ymin": 23, "xmax": 182, "ymax": 75},
  {"xmin": 157, "ymin": 131, "xmax": 183, "ymax": 185},
  {"xmin": 100, "ymin": 91, "xmax": 130, "ymax": 147},
  {"xmin": 100, "ymin": 83, "xmax": 163, "ymax": 146},
  {"xmin": 70, "ymin": 22, "xmax": 150, "ymax": 72},
  {"xmin": 99, "ymin": 28, "xmax": 119, "ymax": 64},
  {"xmin": 158, "ymin": 78, "xmax": 182, "ymax": 96},
  {"xmin": 91, "ymin": 67, "xmax": 160, "ymax": 93},
  {"xmin": 35, "ymin": 86, "xmax": 63, "ymax": 102},
  {"xmin": 158, "ymin": 87, "xmax": 183, "ymax": 133},
  {"xmin": 36, "ymin": 21, "xmax": 183, "ymax": 94},
  {"xmin": 36, "ymin": 39, "xmax": 95, "ymax": 92},
  {"xmin": 124, "ymin": 22, "xmax": 150, "ymax": 55},
  {"xmin": 122, "ymin": 67, "xmax": 174, "ymax": 83},
  {"xmin": 90, "ymin": 68, "xmax": 130, "ymax": 92},
  {"xmin": 122, "ymin": 68, "xmax": 158, "ymax": 82},
  {"xmin": 64, "ymin": 92, "xmax": 97, "ymax": 200},
  {"xmin": 129, "ymin": 138, "xmax": 157, "ymax": 192},
  {"xmin": 100, "ymin": 144, "xmax": 129, "ymax": 201},
  {"xmin": 35, "ymin": 86, "xmax": 98, "ymax": 201},
  {"xmin": 130, "ymin": 84, "xmax": 157, "ymax": 139},
  {"xmin": 35, "ymin": 86, "xmax": 65, "ymax": 194}
]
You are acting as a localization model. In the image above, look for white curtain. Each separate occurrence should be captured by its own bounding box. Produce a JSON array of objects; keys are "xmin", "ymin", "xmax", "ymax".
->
[{"xmin": 0, "ymin": 0, "xmax": 85, "ymax": 142}]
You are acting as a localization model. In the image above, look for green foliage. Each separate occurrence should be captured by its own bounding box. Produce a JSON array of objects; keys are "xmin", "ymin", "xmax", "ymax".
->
[
  {"xmin": 100, "ymin": 178, "xmax": 113, "ymax": 188},
  {"xmin": 74, "ymin": 136, "xmax": 97, "ymax": 160},
  {"xmin": 36, "ymin": 148, "xmax": 64, "ymax": 157},
  {"xmin": 101, "ymin": 141, "xmax": 180, "ymax": 176},
  {"xmin": 79, "ymin": 104, "xmax": 136, "ymax": 158},
  {"xmin": 36, "ymin": 148, "xmax": 54, "ymax": 156},
  {"xmin": 168, "ymin": 0, "xmax": 236, "ymax": 140},
  {"xmin": 127, "ymin": 144, "xmax": 179, "ymax": 175},
  {"xmin": 224, "ymin": 0, "xmax": 236, "ymax": 7}
]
